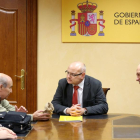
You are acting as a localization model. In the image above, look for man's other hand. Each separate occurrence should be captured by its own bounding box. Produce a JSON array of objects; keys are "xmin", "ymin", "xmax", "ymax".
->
[
  {"xmin": 15, "ymin": 105, "xmax": 28, "ymax": 113},
  {"xmin": 33, "ymin": 110, "xmax": 50, "ymax": 121}
]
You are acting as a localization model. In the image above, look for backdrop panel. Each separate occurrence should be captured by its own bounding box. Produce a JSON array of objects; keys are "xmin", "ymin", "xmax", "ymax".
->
[{"xmin": 62, "ymin": 0, "xmax": 140, "ymax": 42}]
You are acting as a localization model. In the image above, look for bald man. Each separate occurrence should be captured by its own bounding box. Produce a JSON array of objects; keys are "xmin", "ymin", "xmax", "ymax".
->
[
  {"xmin": 52, "ymin": 62, "xmax": 108, "ymax": 116},
  {"xmin": 136, "ymin": 64, "xmax": 140, "ymax": 84},
  {"xmin": 0, "ymin": 73, "xmax": 50, "ymax": 121}
]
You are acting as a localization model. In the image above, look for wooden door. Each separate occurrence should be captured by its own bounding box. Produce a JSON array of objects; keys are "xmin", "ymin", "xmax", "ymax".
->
[{"xmin": 0, "ymin": 0, "xmax": 37, "ymax": 113}]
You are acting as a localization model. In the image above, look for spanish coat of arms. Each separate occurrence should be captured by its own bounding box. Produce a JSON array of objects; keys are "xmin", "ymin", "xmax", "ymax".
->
[{"xmin": 70, "ymin": 0, "xmax": 105, "ymax": 36}]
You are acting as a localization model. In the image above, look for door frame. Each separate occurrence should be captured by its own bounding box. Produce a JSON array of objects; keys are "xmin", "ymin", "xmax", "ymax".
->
[{"xmin": 26, "ymin": 0, "xmax": 37, "ymax": 113}]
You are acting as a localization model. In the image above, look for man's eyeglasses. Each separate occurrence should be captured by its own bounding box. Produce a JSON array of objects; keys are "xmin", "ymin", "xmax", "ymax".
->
[{"xmin": 65, "ymin": 70, "xmax": 82, "ymax": 77}]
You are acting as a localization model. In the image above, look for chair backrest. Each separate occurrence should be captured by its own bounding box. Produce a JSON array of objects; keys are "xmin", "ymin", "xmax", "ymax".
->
[{"xmin": 102, "ymin": 88, "xmax": 110, "ymax": 96}]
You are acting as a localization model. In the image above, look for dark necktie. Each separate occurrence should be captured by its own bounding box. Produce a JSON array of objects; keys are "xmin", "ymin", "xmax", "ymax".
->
[{"xmin": 72, "ymin": 86, "xmax": 79, "ymax": 105}]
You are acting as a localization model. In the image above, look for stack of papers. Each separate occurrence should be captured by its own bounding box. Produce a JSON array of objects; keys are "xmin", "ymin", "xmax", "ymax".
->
[{"xmin": 59, "ymin": 115, "xmax": 83, "ymax": 122}]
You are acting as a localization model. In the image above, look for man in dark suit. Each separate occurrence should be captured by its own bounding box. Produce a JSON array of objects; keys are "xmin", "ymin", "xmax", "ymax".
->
[{"xmin": 52, "ymin": 62, "xmax": 108, "ymax": 116}]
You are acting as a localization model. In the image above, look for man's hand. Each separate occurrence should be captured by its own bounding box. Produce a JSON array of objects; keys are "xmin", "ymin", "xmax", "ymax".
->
[
  {"xmin": 15, "ymin": 105, "xmax": 28, "ymax": 113},
  {"xmin": 66, "ymin": 106, "xmax": 77, "ymax": 116},
  {"xmin": 67, "ymin": 104, "xmax": 86, "ymax": 116},
  {"xmin": 33, "ymin": 110, "xmax": 50, "ymax": 121},
  {"xmin": 73, "ymin": 104, "xmax": 86, "ymax": 116},
  {"xmin": 0, "ymin": 127, "xmax": 17, "ymax": 139}
]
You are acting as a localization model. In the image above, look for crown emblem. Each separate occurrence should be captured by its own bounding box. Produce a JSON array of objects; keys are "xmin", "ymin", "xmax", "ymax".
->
[{"xmin": 77, "ymin": 0, "xmax": 97, "ymax": 13}]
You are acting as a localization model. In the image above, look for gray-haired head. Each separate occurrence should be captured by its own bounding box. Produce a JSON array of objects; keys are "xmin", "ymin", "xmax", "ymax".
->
[
  {"xmin": 81, "ymin": 63, "xmax": 86, "ymax": 73},
  {"xmin": 0, "ymin": 73, "xmax": 11, "ymax": 88},
  {"xmin": 69, "ymin": 61, "xmax": 86, "ymax": 73}
]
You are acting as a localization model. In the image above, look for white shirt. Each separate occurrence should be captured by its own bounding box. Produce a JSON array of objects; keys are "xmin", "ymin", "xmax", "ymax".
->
[{"xmin": 64, "ymin": 79, "xmax": 85, "ymax": 114}]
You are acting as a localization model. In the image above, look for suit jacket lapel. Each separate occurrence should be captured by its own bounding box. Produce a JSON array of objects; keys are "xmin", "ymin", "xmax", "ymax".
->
[
  {"xmin": 67, "ymin": 84, "xmax": 73, "ymax": 107},
  {"xmin": 83, "ymin": 75, "xmax": 90, "ymax": 107}
]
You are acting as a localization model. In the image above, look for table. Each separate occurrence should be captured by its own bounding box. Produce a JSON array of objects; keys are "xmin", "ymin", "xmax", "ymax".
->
[{"xmin": 18, "ymin": 113, "xmax": 140, "ymax": 140}]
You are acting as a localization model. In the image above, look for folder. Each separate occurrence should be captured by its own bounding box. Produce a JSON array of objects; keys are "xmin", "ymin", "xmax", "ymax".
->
[{"xmin": 59, "ymin": 115, "xmax": 83, "ymax": 122}]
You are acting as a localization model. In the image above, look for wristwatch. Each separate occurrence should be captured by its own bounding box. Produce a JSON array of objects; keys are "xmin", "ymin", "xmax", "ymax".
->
[{"xmin": 84, "ymin": 110, "xmax": 87, "ymax": 115}]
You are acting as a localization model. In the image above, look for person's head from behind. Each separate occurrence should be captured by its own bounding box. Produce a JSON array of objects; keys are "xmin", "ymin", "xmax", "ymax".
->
[
  {"xmin": 0, "ymin": 73, "xmax": 13, "ymax": 100},
  {"xmin": 136, "ymin": 64, "xmax": 140, "ymax": 84},
  {"xmin": 65, "ymin": 61, "xmax": 86, "ymax": 85}
]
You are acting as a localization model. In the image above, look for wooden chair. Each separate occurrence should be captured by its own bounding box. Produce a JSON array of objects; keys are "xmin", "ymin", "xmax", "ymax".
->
[{"xmin": 102, "ymin": 88, "xmax": 110, "ymax": 97}]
